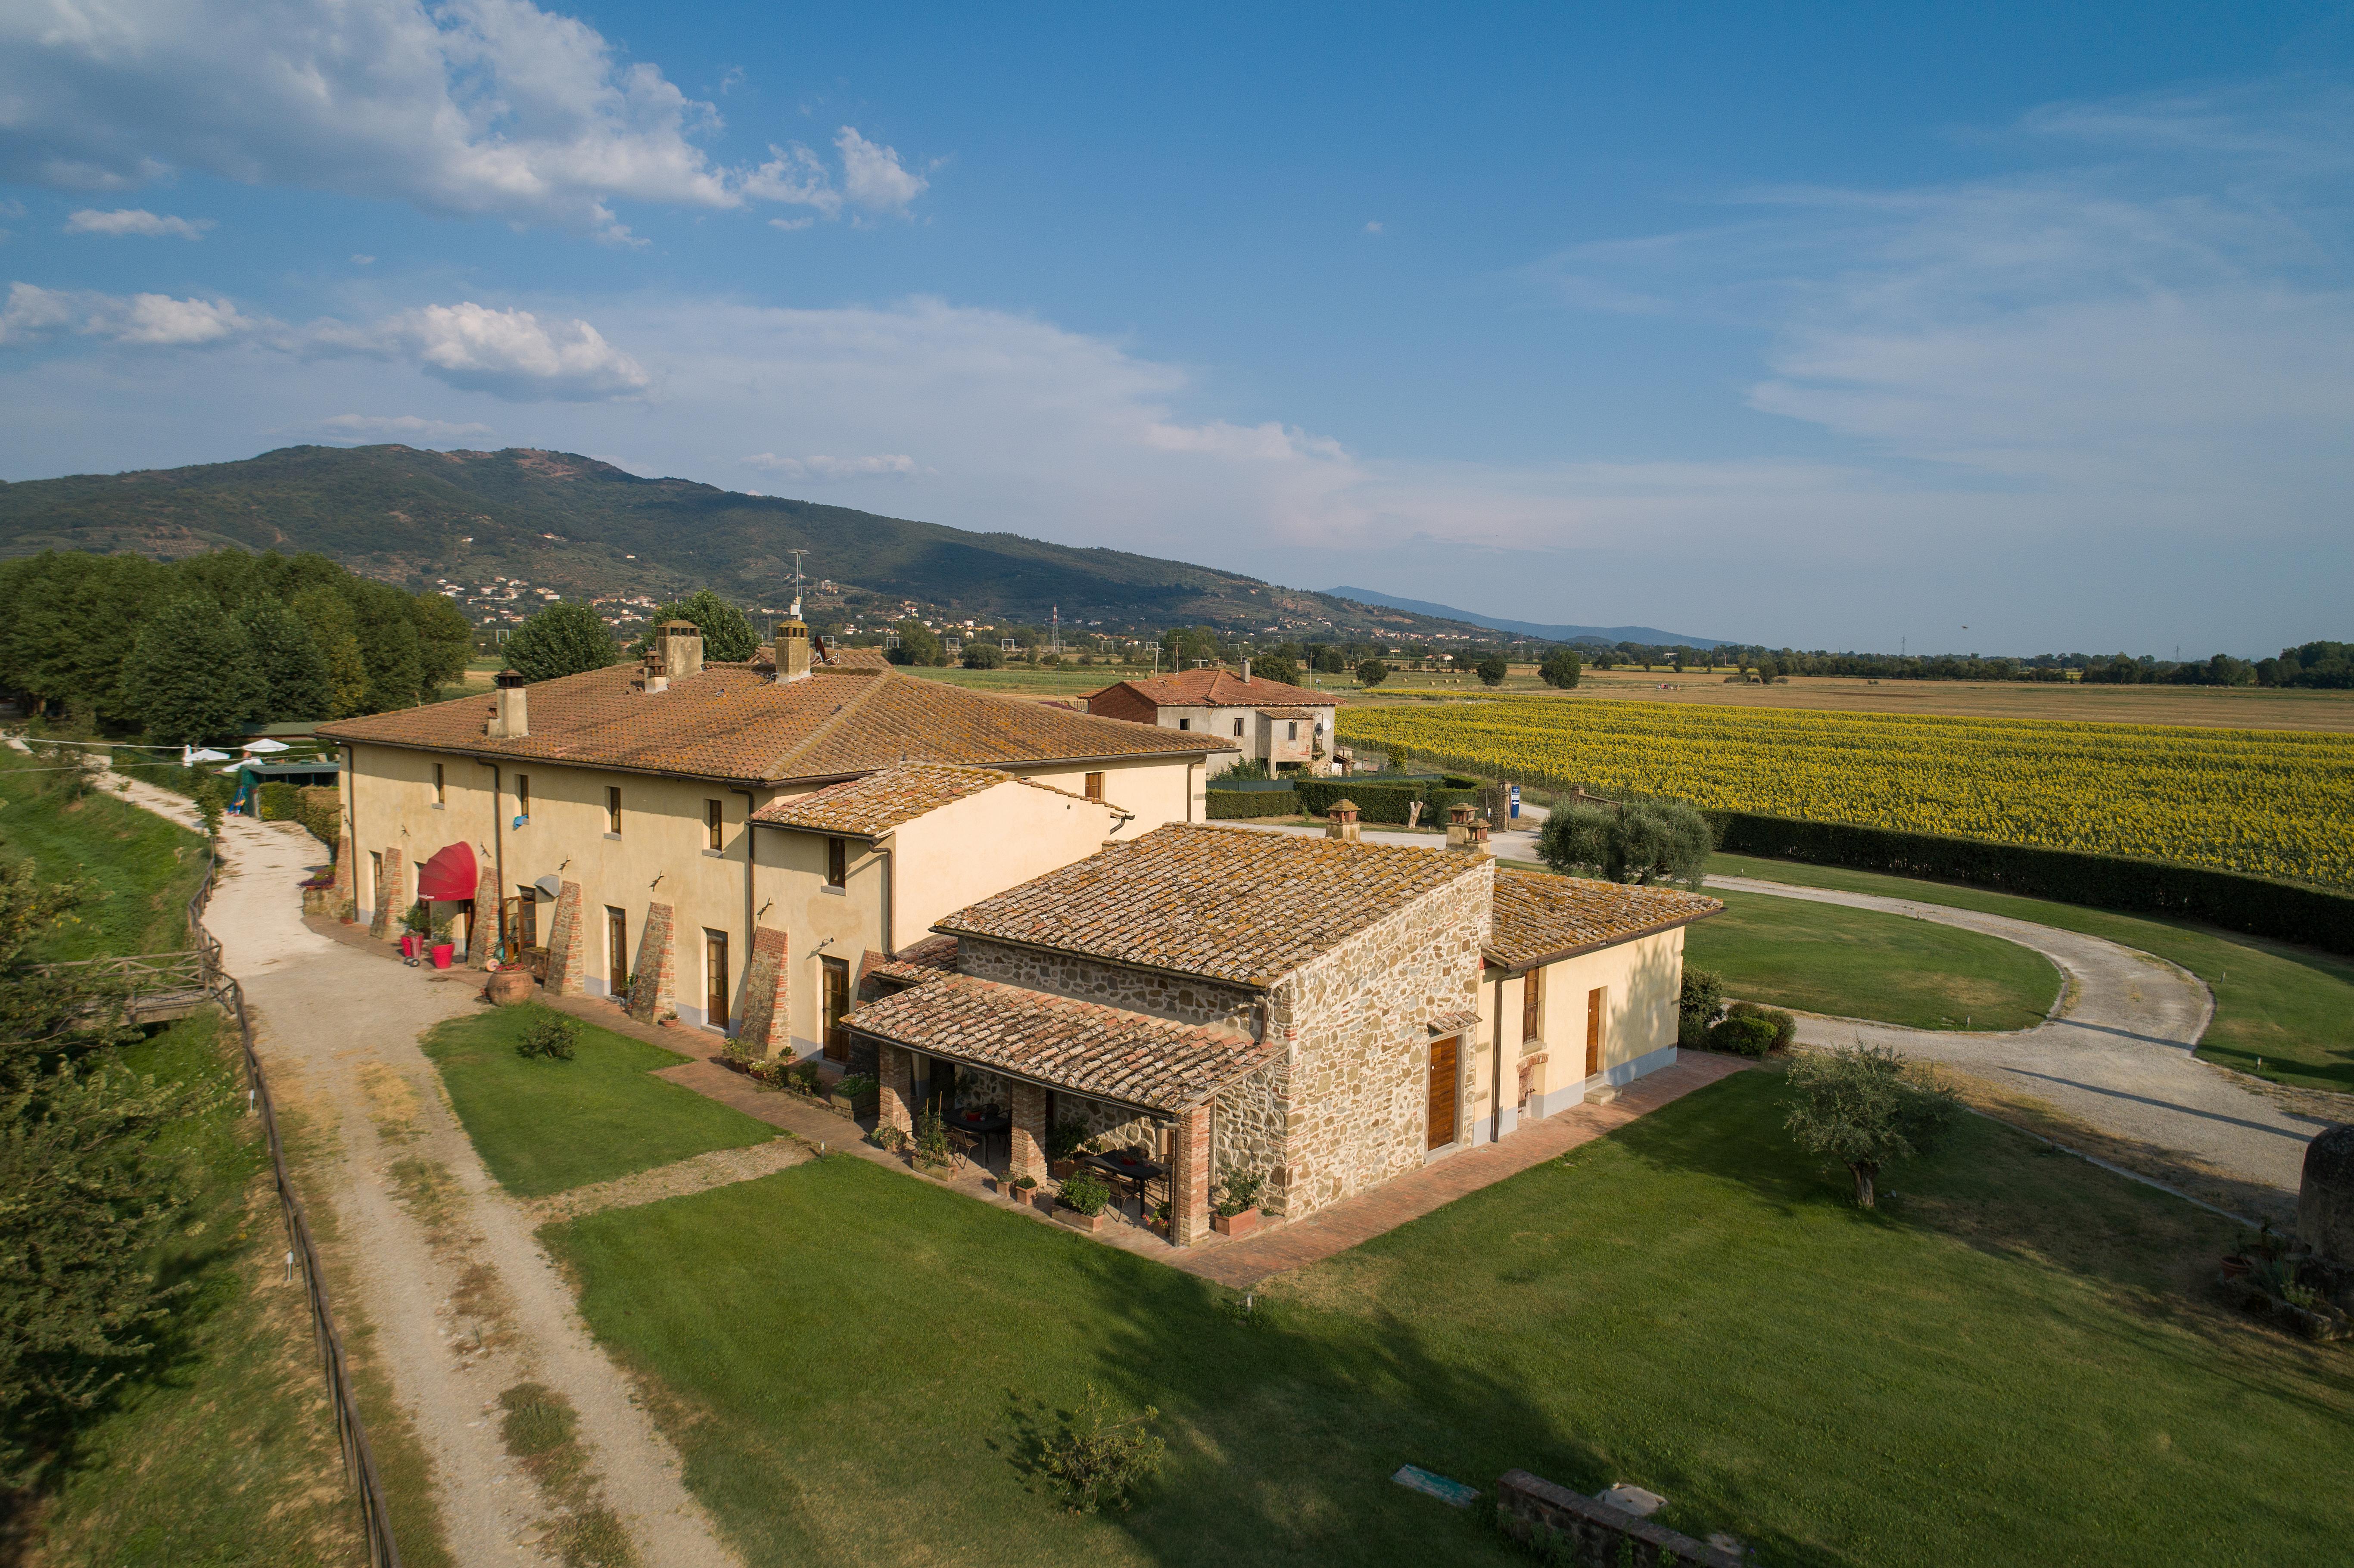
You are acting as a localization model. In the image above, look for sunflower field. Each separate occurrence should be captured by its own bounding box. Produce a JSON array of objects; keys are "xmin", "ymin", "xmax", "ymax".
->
[{"xmin": 1337, "ymin": 698, "xmax": 2354, "ymax": 888}]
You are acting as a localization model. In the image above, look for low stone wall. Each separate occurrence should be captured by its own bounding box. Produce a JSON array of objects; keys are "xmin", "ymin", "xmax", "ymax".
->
[{"xmin": 1495, "ymin": 1471, "xmax": 1744, "ymax": 1568}]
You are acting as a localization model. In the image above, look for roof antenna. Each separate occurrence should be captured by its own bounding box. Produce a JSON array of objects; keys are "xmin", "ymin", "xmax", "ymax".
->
[{"xmin": 787, "ymin": 548, "xmax": 807, "ymax": 619}]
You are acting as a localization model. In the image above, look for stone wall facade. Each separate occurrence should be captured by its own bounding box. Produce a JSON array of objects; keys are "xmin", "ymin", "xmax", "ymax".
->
[
  {"xmin": 1257, "ymin": 862, "xmax": 1492, "ymax": 1217},
  {"xmin": 956, "ymin": 938, "xmax": 1256, "ymax": 1031},
  {"xmin": 627, "ymin": 900, "xmax": 677, "ymax": 1023}
]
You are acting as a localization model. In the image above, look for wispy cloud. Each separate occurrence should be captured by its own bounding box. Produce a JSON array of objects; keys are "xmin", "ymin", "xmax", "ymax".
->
[
  {"xmin": 65, "ymin": 208, "xmax": 213, "ymax": 239},
  {"xmin": 0, "ymin": 0, "xmax": 931, "ymax": 241},
  {"xmin": 0, "ymin": 282, "xmax": 252, "ymax": 345}
]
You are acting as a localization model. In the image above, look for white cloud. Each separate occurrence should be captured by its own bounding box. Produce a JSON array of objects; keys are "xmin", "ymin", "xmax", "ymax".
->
[
  {"xmin": 374, "ymin": 303, "xmax": 649, "ymax": 400},
  {"xmin": 352, "ymin": 255, "xmax": 376, "ymax": 265},
  {"xmin": 835, "ymin": 128, "xmax": 926, "ymax": 214},
  {"xmin": 317, "ymin": 413, "xmax": 495, "ymax": 440},
  {"xmin": 65, "ymin": 208, "xmax": 213, "ymax": 239},
  {"xmin": 0, "ymin": 0, "xmax": 928, "ymax": 238},
  {"xmin": 741, "ymin": 451, "xmax": 917, "ymax": 479},
  {"xmin": 0, "ymin": 282, "xmax": 252, "ymax": 345},
  {"xmin": 1363, "ymin": 220, "xmax": 1382, "ymax": 234}
]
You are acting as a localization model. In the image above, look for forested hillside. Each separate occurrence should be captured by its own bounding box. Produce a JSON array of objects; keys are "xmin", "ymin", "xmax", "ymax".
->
[{"xmin": 0, "ymin": 445, "xmax": 1490, "ymax": 641}]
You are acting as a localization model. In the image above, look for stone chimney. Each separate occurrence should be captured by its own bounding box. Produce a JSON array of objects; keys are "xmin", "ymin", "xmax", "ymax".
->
[
  {"xmin": 486, "ymin": 669, "xmax": 529, "ymax": 738},
  {"xmin": 1445, "ymin": 800, "xmax": 1488, "ymax": 855},
  {"xmin": 641, "ymin": 649, "xmax": 668, "ymax": 695},
  {"xmin": 1325, "ymin": 799, "xmax": 1361, "ymax": 843},
  {"xmin": 773, "ymin": 615, "xmax": 812, "ymax": 681},
  {"xmin": 658, "ymin": 620, "xmax": 703, "ymax": 680},
  {"xmin": 1241, "ymin": 658, "xmax": 1251, "ymax": 683}
]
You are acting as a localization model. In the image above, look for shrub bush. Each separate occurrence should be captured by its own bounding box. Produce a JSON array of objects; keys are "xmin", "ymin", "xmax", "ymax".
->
[
  {"xmin": 1724, "ymin": 999, "xmax": 1797, "ymax": 1052},
  {"xmin": 1059, "ymin": 1171, "xmax": 1112, "ymax": 1216},
  {"xmin": 913, "ymin": 1105, "xmax": 952, "ymax": 1167},
  {"xmin": 1206, "ymin": 788, "xmax": 1300, "ymax": 820},
  {"xmin": 514, "ymin": 1007, "xmax": 578, "ymax": 1061},
  {"xmin": 1046, "ymin": 1120, "xmax": 1092, "ymax": 1162},
  {"xmin": 1214, "ymin": 1169, "xmax": 1265, "ymax": 1217},
  {"xmin": 1708, "ymin": 1012, "xmax": 1781, "ymax": 1058},
  {"xmin": 297, "ymin": 784, "xmax": 342, "ymax": 848},
  {"xmin": 1678, "ymin": 968, "xmax": 1725, "ymax": 1047},
  {"xmin": 1038, "ymin": 1384, "xmax": 1165, "ymax": 1515},
  {"xmin": 834, "ymin": 1073, "xmax": 876, "ymax": 1101},
  {"xmin": 256, "ymin": 780, "xmax": 300, "ymax": 820}
]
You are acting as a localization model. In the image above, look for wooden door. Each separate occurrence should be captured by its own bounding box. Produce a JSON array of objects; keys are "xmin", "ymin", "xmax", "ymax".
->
[
  {"xmin": 1585, "ymin": 987, "xmax": 1604, "ymax": 1076},
  {"xmin": 1517, "ymin": 1058, "xmax": 1533, "ymax": 1111},
  {"xmin": 1522, "ymin": 967, "xmax": 1541, "ymax": 1042},
  {"xmin": 821, "ymin": 955, "xmax": 851, "ymax": 1061},
  {"xmin": 607, "ymin": 908, "xmax": 628, "ymax": 993},
  {"xmin": 705, "ymin": 930, "xmax": 729, "ymax": 1031},
  {"xmin": 1426, "ymin": 1036, "xmax": 1459, "ymax": 1151}
]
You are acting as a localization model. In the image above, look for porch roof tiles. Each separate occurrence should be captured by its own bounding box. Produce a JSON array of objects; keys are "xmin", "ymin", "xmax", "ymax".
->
[
  {"xmin": 748, "ymin": 763, "xmax": 1106, "ymax": 839},
  {"xmin": 843, "ymin": 972, "xmax": 1274, "ymax": 1114},
  {"xmin": 865, "ymin": 935, "xmax": 960, "ymax": 989},
  {"xmin": 1485, "ymin": 870, "xmax": 1722, "ymax": 971}
]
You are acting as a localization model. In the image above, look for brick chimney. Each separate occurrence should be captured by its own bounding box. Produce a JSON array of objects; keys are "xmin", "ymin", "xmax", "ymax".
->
[
  {"xmin": 640, "ymin": 649, "xmax": 667, "ymax": 694},
  {"xmin": 486, "ymin": 669, "xmax": 528, "ymax": 737},
  {"xmin": 1241, "ymin": 658, "xmax": 1251, "ymax": 683},
  {"xmin": 1445, "ymin": 800, "xmax": 1488, "ymax": 854},
  {"xmin": 658, "ymin": 620, "xmax": 703, "ymax": 679},
  {"xmin": 773, "ymin": 615, "xmax": 812, "ymax": 681},
  {"xmin": 1325, "ymin": 799, "xmax": 1361, "ymax": 842}
]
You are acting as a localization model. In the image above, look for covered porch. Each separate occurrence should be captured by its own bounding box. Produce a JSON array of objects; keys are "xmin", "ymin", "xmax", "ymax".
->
[{"xmin": 843, "ymin": 972, "xmax": 1276, "ymax": 1245}]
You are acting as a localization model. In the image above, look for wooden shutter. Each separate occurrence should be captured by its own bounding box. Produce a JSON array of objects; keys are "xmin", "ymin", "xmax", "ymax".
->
[
  {"xmin": 1522, "ymin": 967, "xmax": 1541, "ymax": 1041},
  {"xmin": 1586, "ymin": 987, "xmax": 1604, "ymax": 1076},
  {"xmin": 1426, "ymin": 1036, "xmax": 1459, "ymax": 1151}
]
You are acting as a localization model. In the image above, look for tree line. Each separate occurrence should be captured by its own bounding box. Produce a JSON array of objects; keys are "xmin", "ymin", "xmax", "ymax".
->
[
  {"xmin": 0, "ymin": 550, "xmax": 473, "ymax": 744},
  {"xmin": 1591, "ymin": 641, "xmax": 2351, "ymax": 686}
]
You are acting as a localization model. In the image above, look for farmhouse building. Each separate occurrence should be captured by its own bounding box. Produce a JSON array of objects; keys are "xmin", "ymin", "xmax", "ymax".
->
[
  {"xmin": 841, "ymin": 824, "xmax": 1719, "ymax": 1243},
  {"xmin": 1082, "ymin": 663, "xmax": 1341, "ymax": 777},
  {"xmin": 317, "ymin": 619, "xmax": 1232, "ymax": 1055}
]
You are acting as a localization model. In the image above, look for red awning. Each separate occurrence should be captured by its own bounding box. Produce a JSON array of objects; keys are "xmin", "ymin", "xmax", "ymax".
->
[{"xmin": 416, "ymin": 842, "xmax": 479, "ymax": 902}]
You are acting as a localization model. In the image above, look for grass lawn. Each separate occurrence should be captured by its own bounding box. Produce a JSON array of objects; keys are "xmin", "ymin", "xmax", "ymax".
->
[
  {"xmin": 419, "ymin": 1008, "xmax": 777, "ymax": 1196},
  {"xmin": 25, "ymin": 1013, "xmax": 361, "ymax": 1567},
  {"xmin": 1707, "ymin": 852, "xmax": 2354, "ymax": 1094},
  {"xmin": 0, "ymin": 749, "xmax": 206, "ymax": 957},
  {"xmin": 1685, "ymin": 887, "xmax": 2060, "ymax": 1030},
  {"xmin": 542, "ymin": 1073, "xmax": 2349, "ymax": 1568}
]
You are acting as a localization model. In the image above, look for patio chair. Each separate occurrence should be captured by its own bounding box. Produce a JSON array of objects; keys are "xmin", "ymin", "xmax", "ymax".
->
[{"xmin": 944, "ymin": 1127, "xmax": 979, "ymax": 1173}]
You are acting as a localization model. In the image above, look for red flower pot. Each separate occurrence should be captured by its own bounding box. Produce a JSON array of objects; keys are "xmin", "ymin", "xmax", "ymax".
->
[
  {"xmin": 430, "ymin": 943, "xmax": 455, "ymax": 969},
  {"xmin": 399, "ymin": 934, "xmax": 419, "ymax": 958}
]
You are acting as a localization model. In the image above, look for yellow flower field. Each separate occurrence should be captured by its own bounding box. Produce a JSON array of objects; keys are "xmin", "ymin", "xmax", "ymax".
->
[{"xmin": 1337, "ymin": 698, "xmax": 2354, "ymax": 888}]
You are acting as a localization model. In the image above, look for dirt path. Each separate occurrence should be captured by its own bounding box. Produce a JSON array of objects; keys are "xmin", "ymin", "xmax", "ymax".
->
[
  {"xmin": 107, "ymin": 773, "xmax": 739, "ymax": 1568},
  {"xmin": 1707, "ymin": 875, "xmax": 2323, "ymax": 1204}
]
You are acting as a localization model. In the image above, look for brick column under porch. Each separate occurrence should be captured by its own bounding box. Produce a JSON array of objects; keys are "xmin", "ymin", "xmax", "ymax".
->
[
  {"xmin": 1170, "ymin": 1102, "xmax": 1212, "ymax": 1247},
  {"xmin": 543, "ymin": 879, "xmax": 586, "ymax": 996},
  {"xmin": 368, "ymin": 846, "xmax": 403, "ymax": 940},
  {"xmin": 735, "ymin": 925, "xmax": 790, "ymax": 1057},
  {"xmin": 1007, "ymin": 1080, "xmax": 1048, "ymax": 1184},
  {"xmin": 332, "ymin": 831, "xmax": 355, "ymax": 921},
  {"xmin": 876, "ymin": 1044, "xmax": 915, "ymax": 1138},
  {"xmin": 626, "ymin": 901, "xmax": 676, "ymax": 1023}
]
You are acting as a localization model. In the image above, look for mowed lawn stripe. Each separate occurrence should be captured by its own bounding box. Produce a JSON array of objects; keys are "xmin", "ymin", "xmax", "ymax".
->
[
  {"xmin": 420, "ymin": 1008, "xmax": 776, "ymax": 1197},
  {"xmin": 540, "ymin": 1073, "xmax": 2350, "ymax": 1568}
]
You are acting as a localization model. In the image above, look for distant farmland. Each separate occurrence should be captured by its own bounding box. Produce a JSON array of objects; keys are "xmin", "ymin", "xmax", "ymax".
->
[{"xmin": 1339, "ymin": 698, "xmax": 2354, "ymax": 888}]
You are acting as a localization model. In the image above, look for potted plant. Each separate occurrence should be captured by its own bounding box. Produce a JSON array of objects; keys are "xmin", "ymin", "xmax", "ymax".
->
[
  {"xmin": 429, "ymin": 915, "xmax": 456, "ymax": 970},
  {"xmin": 1056, "ymin": 1170, "xmax": 1112, "ymax": 1232},
  {"xmin": 872, "ymin": 1123, "xmax": 909, "ymax": 1154},
  {"xmin": 1046, "ymin": 1121, "xmax": 1093, "ymax": 1180},
  {"xmin": 831, "ymin": 1073, "xmax": 876, "ymax": 1116},
  {"xmin": 911, "ymin": 1106, "xmax": 955, "ymax": 1177},
  {"xmin": 1009, "ymin": 1173, "xmax": 1039, "ymax": 1204},
  {"xmin": 1212, "ymin": 1170, "xmax": 1267, "ymax": 1237},
  {"xmin": 399, "ymin": 903, "xmax": 431, "ymax": 959}
]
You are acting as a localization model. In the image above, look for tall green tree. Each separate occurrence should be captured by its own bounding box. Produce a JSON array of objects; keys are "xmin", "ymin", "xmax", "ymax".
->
[
  {"xmin": 408, "ymin": 593, "xmax": 475, "ymax": 696},
  {"xmin": 1355, "ymin": 658, "xmax": 1389, "ymax": 687},
  {"xmin": 1251, "ymin": 652, "xmax": 1301, "ymax": 686},
  {"xmin": 116, "ymin": 597, "xmax": 264, "ymax": 744},
  {"xmin": 1538, "ymin": 648, "xmax": 1582, "ymax": 689},
  {"xmin": 505, "ymin": 603, "xmax": 618, "ymax": 684},
  {"xmin": 1537, "ymin": 797, "xmax": 1711, "ymax": 888},
  {"xmin": 887, "ymin": 620, "xmax": 942, "ymax": 667},
  {"xmin": 349, "ymin": 582, "xmax": 423, "ymax": 712},
  {"xmin": 633, "ymin": 589, "xmax": 759, "ymax": 663},
  {"xmin": 236, "ymin": 599, "xmax": 332, "ymax": 722},
  {"xmin": 287, "ymin": 585, "xmax": 371, "ymax": 718},
  {"xmin": 1474, "ymin": 653, "xmax": 1510, "ymax": 687},
  {"xmin": 1784, "ymin": 1046, "xmax": 1957, "ymax": 1208}
]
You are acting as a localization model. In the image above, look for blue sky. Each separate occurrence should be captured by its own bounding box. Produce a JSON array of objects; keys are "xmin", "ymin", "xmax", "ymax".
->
[{"xmin": 3, "ymin": 2, "xmax": 2349, "ymax": 653}]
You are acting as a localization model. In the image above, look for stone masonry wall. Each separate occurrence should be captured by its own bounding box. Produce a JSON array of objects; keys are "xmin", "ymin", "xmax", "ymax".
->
[
  {"xmin": 1261, "ymin": 861, "xmax": 1493, "ymax": 1218},
  {"xmin": 737, "ymin": 924, "xmax": 789, "ymax": 1057},
  {"xmin": 1211, "ymin": 1058, "xmax": 1286, "ymax": 1198},
  {"xmin": 627, "ymin": 901, "xmax": 677, "ymax": 1023},
  {"xmin": 956, "ymin": 939, "xmax": 1256, "ymax": 1031},
  {"xmin": 543, "ymin": 879, "xmax": 585, "ymax": 996}
]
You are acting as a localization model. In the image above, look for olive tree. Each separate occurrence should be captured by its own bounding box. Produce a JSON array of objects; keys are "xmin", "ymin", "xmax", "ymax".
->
[
  {"xmin": 1783, "ymin": 1046, "xmax": 1957, "ymax": 1208},
  {"xmin": 1537, "ymin": 797, "xmax": 1711, "ymax": 888}
]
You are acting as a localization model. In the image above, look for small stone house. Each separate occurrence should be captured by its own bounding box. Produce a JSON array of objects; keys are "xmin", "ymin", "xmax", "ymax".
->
[
  {"xmin": 841, "ymin": 824, "xmax": 1719, "ymax": 1244},
  {"xmin": 1082, "ymin": 663, "xmax": 1341, "ymax": 777}
]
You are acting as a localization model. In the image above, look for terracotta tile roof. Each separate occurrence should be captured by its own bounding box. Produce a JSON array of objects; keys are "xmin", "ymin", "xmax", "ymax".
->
[
  {"xmin": 747, "ymin": 762, "xmax": 1109, "ymax": 837},
  {"xmin": 865, "ymin": 935, "xmax": 959, "ymax": 989},
  {"xmin": 1255, "ymin": 706, "xmax": 1316, "ymax": 720},
  {"xmin": 1485, "ymin": 870, "xmax": 1722, "ymax": 970},
  {"xmin": 317, "ymin": 661, "xmax": 1228, "ymax": 784},
  {"xmin": 1089, "ymin": 668, "xmax": 1339, "ymax": 710},
  {"xmin": 936, "ymin": 823, "xmax": 1486, "ymax": 989},
  {"xmin": 843, "ymin": 972, "xmax": 1275, "ymax": 1113}
]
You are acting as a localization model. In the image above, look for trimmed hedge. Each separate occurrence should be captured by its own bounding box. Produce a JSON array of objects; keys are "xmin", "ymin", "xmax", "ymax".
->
[
  {"xmin": 1207, "ymin": 788, "xmax": 1300, "ymax": 819},
  {"xmin": 256, "ymin": 780, "xmax": 301, "ymax": 821},
  {"xmin": 1705, "ymin": 809, "xmax": 2354, "ymax": 957},
  {"xmin": 1295, "ymin": 777, "xmax": 1479, "ymax": 825},
  {"xmin": 297, "ymin": 784, "xmax": 343, "ymax": 849}
]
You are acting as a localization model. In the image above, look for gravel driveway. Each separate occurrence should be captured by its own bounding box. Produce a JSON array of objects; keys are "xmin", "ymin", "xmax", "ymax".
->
[{"xmin": 112, "ymin": 775, "xmax": 738, "ymax": 1568}]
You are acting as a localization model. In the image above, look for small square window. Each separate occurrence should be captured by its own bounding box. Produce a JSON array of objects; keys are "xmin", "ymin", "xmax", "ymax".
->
[
  {"xmin": 1287, "ymin": 721, "xmax": 1298, "ymax": 740},
  {"xmin": 706, "ymin": 799, "xmax": 723, "ymax": 850},
  {"xmin": 1084, "ymin": 771, "xmax": 1104, "ymax": 803},
  {"xmin": 827, "ymin": 836, "xmax": 847, "ymax": 888},
  {"xmin": 1233, "ymin": 717, "xmax": 1244, "ymax": 737},
  {"xmin": 1177, "ymin": 717, "xmax": 1190, "ymax": 731}
]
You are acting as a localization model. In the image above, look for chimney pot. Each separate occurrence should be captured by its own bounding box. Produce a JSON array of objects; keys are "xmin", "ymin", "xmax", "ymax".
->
[
  {"xmin": 658, "ymin": 619, "xmax": 703, "ymax": 680},
  {"xmin": 774, "ymin": 616, "xmax": 812, "ymax": 681},
  {"xmin": 487, "ymin": 672, "xmax": 529, "ymax": 737},
  {"xmin": 1241, "ymin": 658, "xmax": 1251, "ymax": 683}
]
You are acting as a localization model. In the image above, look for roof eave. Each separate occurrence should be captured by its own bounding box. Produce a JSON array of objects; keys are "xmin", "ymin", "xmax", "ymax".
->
[
  {"xmin": 929, "ymin": 925, "xmax": 1277, "ymax": 995},
  {"xmin": 1480, "ymin": 906, "xmax": 1722, "ymax": 974}
]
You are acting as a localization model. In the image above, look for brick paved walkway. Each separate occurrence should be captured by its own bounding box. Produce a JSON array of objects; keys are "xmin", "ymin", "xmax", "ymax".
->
[
  {"xmin": 1176, "ymin": 1053, "xmax": 1752, "ymax": 1288},
  {"xmin": 308, "ymin": 915, "xmax": 1752, "ymax": 1284}
]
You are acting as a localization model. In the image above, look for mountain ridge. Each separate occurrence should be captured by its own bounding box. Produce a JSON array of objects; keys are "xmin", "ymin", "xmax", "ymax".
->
[{"xmin": 1324, "ymin": 585, "xmax": 1728, "ymax": 648}]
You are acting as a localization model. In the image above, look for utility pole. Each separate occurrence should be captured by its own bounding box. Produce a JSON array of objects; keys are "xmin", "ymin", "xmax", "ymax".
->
[
  {"xmin": 787, "ymin": 549, "xmax": 807, "ymax": 616},
  {"xmin": 1051, "ymin": 604, "xmax": 1060, "ymax": 655}
]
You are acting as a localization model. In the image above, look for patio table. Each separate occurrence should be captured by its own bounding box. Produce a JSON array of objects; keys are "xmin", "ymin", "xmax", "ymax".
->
[
  {"xmin": 949, "ymin": 1108, "xmax": 1012, "ymax": 1166},
  {"xmin": 1081, "ymin": 1152, "xmax": 1167, "ymax": 1218}
]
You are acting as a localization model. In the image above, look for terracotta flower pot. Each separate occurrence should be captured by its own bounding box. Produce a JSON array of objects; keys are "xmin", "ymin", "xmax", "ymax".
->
[
  {"xmin": 1050, "ymin": 1159, "xmax": 1077, "ymax": 1180},
  {"xmin": 485, "ymin": 969, "xmax": 535, "ymax": 1005},
  {"xmin": 1055, "ymin": 1205, "xmax": 1106, "ymax": 1233},
  {"xmin": 431, "ymin": 943, "xmax": 455, "ymax": 969},
  {"xmin": 1212, "ymin": 1207, "xmax": 1260, "ymax": 1238}
]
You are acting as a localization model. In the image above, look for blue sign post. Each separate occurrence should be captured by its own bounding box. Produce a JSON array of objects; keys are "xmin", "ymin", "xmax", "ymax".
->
[{"xmin": 1508, "ymin": 783, "xmax": 1521, "ymax": 821}]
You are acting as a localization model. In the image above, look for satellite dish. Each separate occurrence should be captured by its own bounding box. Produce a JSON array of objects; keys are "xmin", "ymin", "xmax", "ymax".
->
[{"xmin": 532, "ymin": 874, "xmax": 561, "ymax": 900}]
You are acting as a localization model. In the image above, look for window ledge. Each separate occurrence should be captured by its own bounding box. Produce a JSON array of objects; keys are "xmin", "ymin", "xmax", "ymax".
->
[
  {"xmin": 820, "ymin": 884, "xmax": 847, "ymax": 897},
  {"xmin": 603, "ymin": 831, "xmax": 622, "ymax": 841},
  {"xmin": 701, "ymin": 848, "xmax": 726, "ymax": 859}
]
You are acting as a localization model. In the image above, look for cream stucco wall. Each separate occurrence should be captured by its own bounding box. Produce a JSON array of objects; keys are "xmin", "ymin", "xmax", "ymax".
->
[
  {"xmin": 1469, "ymin": 925, "xmax": 1689, "ymax": 1143},
  {"xmin": 1156, "ymin": 705, "xmax": 1335, "ymax": 778},
  {"xmin": 891, "ymin": 783, "xmax": 1125, "ymax": 941},
  {"xmin": 999, "ymin": 755, "xmax": 1199, "ymax": 831}
]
